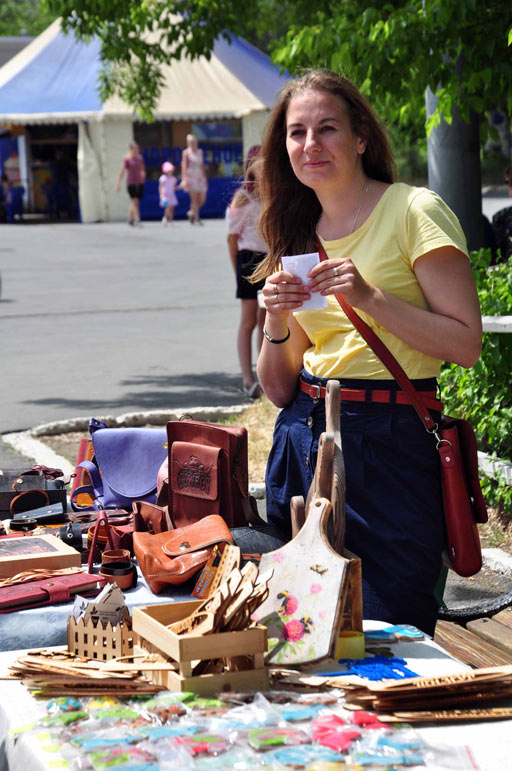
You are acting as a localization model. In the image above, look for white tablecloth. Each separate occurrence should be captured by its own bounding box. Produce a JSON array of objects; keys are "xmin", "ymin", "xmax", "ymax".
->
[
  {"xmin": 0, "ymin": 568, "xmax": 194, "ymax": 651},
  {"xmin": 1, "ymin": 628, "xmax": 511, "ymax": 771}
]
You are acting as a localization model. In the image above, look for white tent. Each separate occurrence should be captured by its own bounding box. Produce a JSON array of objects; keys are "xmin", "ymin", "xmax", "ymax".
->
[{"xmin": 0, "ymin": 19, "xmax": 288, "ymax": 220}]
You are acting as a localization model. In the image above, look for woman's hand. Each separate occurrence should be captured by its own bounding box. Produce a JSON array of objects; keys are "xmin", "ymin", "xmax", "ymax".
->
[
  {"xmin": 262, "ymin": 270, "xmax": 311, "ymax": 318},
  {"xmin": 308, "ymin": 258, "xmax": 374, "ymax": 308}
]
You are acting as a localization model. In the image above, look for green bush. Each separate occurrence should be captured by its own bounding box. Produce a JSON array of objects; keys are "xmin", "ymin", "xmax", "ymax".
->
[{"xmin": 439, "ymin": 249, "xmax": 512, "ymax": 515}]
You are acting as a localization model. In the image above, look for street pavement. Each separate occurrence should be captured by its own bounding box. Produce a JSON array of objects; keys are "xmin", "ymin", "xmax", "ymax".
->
[{"xmin": 1, "ymin": 218, "xmax": 246, "ymax": 437}]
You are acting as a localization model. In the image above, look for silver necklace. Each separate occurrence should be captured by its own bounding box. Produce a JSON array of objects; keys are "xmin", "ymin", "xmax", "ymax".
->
[{"xmin": 350, "ymin": 182, "xmax": 369, "ymax": 234}]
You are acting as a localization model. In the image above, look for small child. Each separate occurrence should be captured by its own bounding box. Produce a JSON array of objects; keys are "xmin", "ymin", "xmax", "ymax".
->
[{"xmin": 158, "ymin": 161, "xmax": 178, "ymax": 225}]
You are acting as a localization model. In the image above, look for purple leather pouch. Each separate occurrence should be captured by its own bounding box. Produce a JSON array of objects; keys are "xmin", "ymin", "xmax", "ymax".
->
[{"xmin": 71, "ymin": 419, "xmax": 167, "ymax": 511}]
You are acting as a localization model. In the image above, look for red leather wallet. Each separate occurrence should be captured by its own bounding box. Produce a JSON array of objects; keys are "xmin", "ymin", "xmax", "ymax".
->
[{"xmin": 0, "ymin": 572, "xmax": 103, "ymax": 613}]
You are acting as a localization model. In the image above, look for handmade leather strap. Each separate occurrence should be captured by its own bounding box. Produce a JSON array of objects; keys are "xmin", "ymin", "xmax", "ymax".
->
[
  {"xmin": 87, "ymin": 510, "xmax": 116, "ymax": 572},
  {"xmin": 316, "ymin": 239, "xmax": 439, "ymax": 433}
]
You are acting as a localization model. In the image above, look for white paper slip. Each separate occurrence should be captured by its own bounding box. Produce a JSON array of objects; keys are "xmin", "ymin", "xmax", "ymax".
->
[{"xmin": 281, "ymin": 252, "xmax": 328, "ymax": 311}]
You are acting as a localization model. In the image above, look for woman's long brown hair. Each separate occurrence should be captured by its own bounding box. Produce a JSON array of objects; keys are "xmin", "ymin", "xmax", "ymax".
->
[{"xmin": 253, "ymin": 70, "xmax": 397, "ymax": 281}]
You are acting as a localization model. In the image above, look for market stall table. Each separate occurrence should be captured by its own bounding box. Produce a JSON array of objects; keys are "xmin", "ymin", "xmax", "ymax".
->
[{"xmin": 1, "ymin": 624, "xmax": 511, "ymax": 771}]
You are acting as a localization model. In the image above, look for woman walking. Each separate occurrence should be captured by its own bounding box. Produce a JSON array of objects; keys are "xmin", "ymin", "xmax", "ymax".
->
[{"xmin": 181, "ymin": 133, "xmax": 208, "ymax": 224}]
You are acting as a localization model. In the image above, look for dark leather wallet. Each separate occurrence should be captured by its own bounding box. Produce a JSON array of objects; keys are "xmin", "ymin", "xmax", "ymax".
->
[{"xmin": 12, "ymin": 502, "xmax": 68, "ymax": 525}]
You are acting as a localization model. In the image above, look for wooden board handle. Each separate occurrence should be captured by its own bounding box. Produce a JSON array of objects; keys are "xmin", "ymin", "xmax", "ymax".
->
[
  {"xmin": 326, "ymin": 380, "xmax": 346, "ymax": 554},
  {"xmin": 300, "ymin": 497, "xmax": 335, "ymax": 551},
  {"xmin": 290, "ymin": 495, "xmax": 306, "ymax": 539}
]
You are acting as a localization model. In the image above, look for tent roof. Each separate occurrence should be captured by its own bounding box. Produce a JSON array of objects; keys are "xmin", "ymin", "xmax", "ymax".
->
[{"xmin": 0, "ymin": 20, "xmax": 288, "ymax": 125}]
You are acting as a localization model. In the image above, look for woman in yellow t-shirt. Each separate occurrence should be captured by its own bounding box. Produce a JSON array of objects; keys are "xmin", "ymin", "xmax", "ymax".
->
[{"xmin": 255, "ymin": 70, "xmax": 482, "ymax": 636}]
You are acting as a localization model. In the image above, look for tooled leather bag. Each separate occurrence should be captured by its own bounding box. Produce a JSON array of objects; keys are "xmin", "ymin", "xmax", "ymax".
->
[
  {"xmin": 133, "ymin": 514, "xmax": 233, "ymax": 594},
  {"xmin": 317, "ymin": 239, "xmax": 487, "ymax": 578},
  {"xmin": 163, "ymin": 418, "xmax": 262, "ymax": 529}
]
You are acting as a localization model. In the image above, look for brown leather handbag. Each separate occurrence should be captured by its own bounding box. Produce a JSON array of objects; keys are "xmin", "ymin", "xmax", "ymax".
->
[
  {"xmin": 164, "ymin": 418, "xmax": 262, "ymax": 529},
  {"xmin": 133, "ymin": 514, "xmax": 233, "ymax": 594}
]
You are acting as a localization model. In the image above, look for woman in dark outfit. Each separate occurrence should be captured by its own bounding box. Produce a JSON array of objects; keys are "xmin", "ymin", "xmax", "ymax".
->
[{"xmin": 255, "ymin": 70, "xmax": 482, "ymax": 635}]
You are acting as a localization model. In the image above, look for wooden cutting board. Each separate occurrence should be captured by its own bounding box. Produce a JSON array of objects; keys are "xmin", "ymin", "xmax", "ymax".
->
[{"xmin": 253, "ymin": 490, "xmax": 349, "ymax": 667}]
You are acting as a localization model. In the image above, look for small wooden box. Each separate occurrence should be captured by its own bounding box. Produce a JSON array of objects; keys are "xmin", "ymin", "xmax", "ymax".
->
[
  {"xmin": 0, "ymin": 534, "xmax": 81, "ymax": 579},
  {"xmin": 133, "ymin": 601, "xmax": 269, "ymax": 696},
  {"xmin": 68, "ymin": 616, "xmax": 134, "ymax": 661}
]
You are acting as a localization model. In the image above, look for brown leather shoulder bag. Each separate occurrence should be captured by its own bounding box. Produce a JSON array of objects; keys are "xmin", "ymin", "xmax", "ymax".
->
[
  {"xmin": 133, "ymin": 514, "xmax": 233, "ymax": 594},
  {"xmin": 317, "ymin": 239, "xmax": 487, "ymax": 577}
]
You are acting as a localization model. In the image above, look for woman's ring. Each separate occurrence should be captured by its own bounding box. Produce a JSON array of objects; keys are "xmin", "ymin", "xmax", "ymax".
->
[{"xmin": 334, "ymin": 267, "xmax": 339, "ymax": 277}]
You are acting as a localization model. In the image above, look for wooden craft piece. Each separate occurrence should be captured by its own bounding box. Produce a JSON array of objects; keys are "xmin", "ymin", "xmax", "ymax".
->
[
  {"xmin": 254, "ymin": 495, "xmax": 349, "ymax": 667},
  {"xmin": 0, "ymin": 534, "xmax": 81, "ymax": 579},
  {"xmin": 290, "ymin": 496, "xmax": 306, "ymax": 539},
  {"xmin": 193, "ymin": 542, "xmax": 241, "ymax": 599},
  {"xmin": 168, "ymin": 568, "xmax": 242, "ymax": 635},
  {"xmin": 378, "ymin": 707, "xmax": 512, "ymax": 723},
  {"xmin": 305, "ymin": 433, "xmax": 334, "ymax": 505},
  {"xmin": 324, "ymin": 381, "xmax": 346, "ymax": 554},
  {"xmin": 223, "ymin": 578, "xmax": 256, "ymax": 626},
  {"xmin": 303, "ymin": 382, "xmax": 346, "ymax": 554}
]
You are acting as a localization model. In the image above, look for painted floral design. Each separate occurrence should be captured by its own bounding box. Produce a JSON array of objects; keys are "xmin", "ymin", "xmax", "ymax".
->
[
  {"xmin": 310, "ymin": 583, "xmax": 322, "ymax": 594},
  {"xmin": 282, "ymin": 617, "xmax": 314, "ymax": 642},
  {"xmin": 277, "ymin": 591, "xmax": 299, "ymax": 616}
]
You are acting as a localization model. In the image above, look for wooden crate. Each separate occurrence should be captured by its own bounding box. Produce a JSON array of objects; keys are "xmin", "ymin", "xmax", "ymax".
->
[
  {"xmin": 132, "ymin": 601, "xmax": 269, "ymax": 696},
  {"xmin": 68, "ymin": 616, "xmax": 134, "ymax": 661}
]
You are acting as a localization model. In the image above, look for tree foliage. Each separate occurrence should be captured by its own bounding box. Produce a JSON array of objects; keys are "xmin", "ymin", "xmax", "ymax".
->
[
  {"xmin": 45, "ymin": 0, "xmax": 512, "ymax": 130},
  {"xmin": 0, "ymin": 0, "xmax": 56, "ymax": 36},
  {"xmin": 268, "ymin": 0, "xmax": 512, "ymax": 139}
]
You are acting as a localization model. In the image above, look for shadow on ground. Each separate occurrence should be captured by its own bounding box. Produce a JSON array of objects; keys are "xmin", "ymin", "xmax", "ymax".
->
[{"xmin": 21, "ymin": 372, "xmax": 249, "ymax": 413}]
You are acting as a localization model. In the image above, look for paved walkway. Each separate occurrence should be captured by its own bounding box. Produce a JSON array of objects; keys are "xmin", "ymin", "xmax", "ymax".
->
[{"xmin": 1, "ymin": 219, "xmax": 247, "ymax": 436}]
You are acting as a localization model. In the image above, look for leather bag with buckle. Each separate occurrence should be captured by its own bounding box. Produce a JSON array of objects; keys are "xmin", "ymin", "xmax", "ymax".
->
[
  {"xmin": 162, "ymin": 418, "xmax": 261, "ymax": 529},
  {"xmin": 133, "ymin": 514, "xmax": 233, "ymax": 594},
  {"xmin": 316, "ymin": 238, "xmax": 487, "ymax": 578},
  {"xmin": 0, "ymin": 468, "xmax": 67, "ymax": 516},
  {"xmin": 71, "ymin": 419, "xmax": 167, "ymax": 511}
]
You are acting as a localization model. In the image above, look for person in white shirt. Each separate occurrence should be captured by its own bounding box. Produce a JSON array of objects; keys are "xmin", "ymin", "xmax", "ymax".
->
[{"xmin": 226, "ymin": 149, "xmax": 267, "ymax": 398}]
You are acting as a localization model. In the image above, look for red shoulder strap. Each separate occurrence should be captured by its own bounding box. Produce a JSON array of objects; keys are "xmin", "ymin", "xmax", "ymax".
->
[{"xmin": 316, "ymin": 239, "xmax": 437, "ymax": 431}]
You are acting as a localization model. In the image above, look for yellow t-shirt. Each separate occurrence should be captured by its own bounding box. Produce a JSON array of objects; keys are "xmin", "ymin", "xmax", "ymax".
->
[{"xmin": 295, "ymin": 183, "xmax": 469, "ymax": 380}]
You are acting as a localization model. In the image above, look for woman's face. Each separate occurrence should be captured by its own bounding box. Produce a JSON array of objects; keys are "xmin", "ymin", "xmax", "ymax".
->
[
  {"xmin": 187, "ymin": 135, "xmax": 198, "ymax": 150},
  {"xmin": 285, "ymin": 89, "xmax": 366, "ymax": 192}
]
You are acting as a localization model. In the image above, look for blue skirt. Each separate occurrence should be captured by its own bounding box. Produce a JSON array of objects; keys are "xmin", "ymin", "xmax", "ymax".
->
[{"xmin": 265, "ymin": 369, "xmax": 445, "ymax": 636}]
